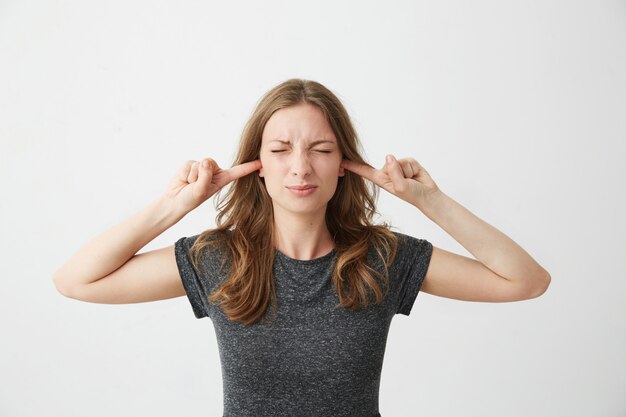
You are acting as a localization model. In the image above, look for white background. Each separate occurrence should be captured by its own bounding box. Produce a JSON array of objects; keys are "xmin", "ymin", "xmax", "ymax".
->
[{"xmin": 1, "ymin": 1, "xmax": 625, "ymax": 416}]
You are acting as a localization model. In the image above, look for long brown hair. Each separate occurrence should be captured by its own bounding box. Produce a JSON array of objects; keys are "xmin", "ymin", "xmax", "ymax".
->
[{"xmin": 188, "ymin": 78, "xmax": 398, "ymax": 325}]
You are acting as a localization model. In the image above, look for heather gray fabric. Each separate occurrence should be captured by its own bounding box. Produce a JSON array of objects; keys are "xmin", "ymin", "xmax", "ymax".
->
[{"xmin": 175, "ymin": 231, "xmax": 433, "ymax": 417}]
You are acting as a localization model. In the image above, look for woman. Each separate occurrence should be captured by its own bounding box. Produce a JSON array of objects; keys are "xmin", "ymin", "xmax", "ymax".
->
[{"xmin": 53, "ymin": 78, "xmax": 551, "ymax": 416}]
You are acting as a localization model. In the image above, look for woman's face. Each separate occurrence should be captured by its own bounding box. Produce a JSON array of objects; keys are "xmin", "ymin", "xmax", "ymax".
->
[{"xmin": 259, "ymin": 102, "xmax": 345, "ymax": 218}]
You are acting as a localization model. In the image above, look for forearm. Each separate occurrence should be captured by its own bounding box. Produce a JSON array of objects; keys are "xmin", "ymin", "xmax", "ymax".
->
[
  {"xmin": 53, "ymin": 197, "xmax": 185, "ymax": 290},
  {"xmin": 417, "ymin": 190, "xmax": 550, "ymax": 285}
]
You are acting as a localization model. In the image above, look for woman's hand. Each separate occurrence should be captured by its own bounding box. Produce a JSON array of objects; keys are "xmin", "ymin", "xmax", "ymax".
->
[
  {"xmin": 341, "ymin": 154, "xmax": 440, "ymax": 208},
  {"xmin": 163, "ymin": 158, "xmax": 262, "ymax": 214}
]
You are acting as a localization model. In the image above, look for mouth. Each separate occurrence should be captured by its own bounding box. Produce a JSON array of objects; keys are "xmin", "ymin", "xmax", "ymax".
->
[
  {"xmin": 287, "ymin": 185, "xmax": 317, "ymax": 190},
  {"xmin": 286, "ymin": 185, "xmax": 318, "ymax": 197}
]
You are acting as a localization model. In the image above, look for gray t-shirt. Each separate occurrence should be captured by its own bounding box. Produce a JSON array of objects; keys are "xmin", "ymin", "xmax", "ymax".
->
[{"xmin": 175, "ymin": 231, "xmax": 433, "ymax": 417}]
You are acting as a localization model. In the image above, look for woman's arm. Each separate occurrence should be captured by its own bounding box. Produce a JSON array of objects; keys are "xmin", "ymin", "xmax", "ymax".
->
[
  {"xmin": 341, "ymin": 155, "xmax": 551, "ymax": 302},
  {"xmin": 53, "ymin": 158, "xmax": 262, "ymax": 302},
  {"xmin": 418, "ymin": 190, "xmax": 550, "ymax": 301},
  {"xmin": 52, "ymin": 197, "xmax": 183, "ymax": 296}
]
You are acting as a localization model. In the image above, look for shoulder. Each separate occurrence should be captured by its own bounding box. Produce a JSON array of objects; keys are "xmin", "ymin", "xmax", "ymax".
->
[
  {"xmin": 389, "ymin": 231, "xmax": 433, "ymax": 266},
  {"xmin": 389, "ymin": 230, "xmax": 432, "ymax": 256},
  {"xmin": 178, "ymin": 228, "xmax": 231, "ymax": 247},
  {"xmin": 176, "ymin": 229, "xmax": 232, "ymax": 269},
  {"xmin": 363, "ymin": 228, "xmax": 432, "ymax": 270}
]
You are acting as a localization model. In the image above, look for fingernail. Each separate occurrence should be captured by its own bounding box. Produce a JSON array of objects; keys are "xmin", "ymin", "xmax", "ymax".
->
[{"xmin": 386, "ymin": 155, "xmax": 393, "ymax": 164}]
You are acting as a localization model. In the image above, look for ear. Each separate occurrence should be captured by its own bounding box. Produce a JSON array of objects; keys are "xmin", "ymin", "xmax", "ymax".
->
[
  {"xmin": 338, "ymin": 166, "xmax": 345, "ymax": 177},
  {"xmin": 259, "ymin": 167, "xmax": 264, "ymax": 178}
]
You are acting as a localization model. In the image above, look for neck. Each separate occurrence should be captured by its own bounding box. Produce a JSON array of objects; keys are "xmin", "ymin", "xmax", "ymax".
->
[{"xmin": 272, "ymin": 207, "xmax": 334, "ymax": 260}]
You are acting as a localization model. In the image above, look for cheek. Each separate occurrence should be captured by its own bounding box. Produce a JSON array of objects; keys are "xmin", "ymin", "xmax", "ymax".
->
[
  {"xmin": 324, "ymin": 159, "xmax": 343, "ymax": 174},
  {"xmin": 259, "ymin": 154, "xmax": 270, "ymax": 177},
  {"xmin": 259, "ymin": 157, "xmax": 283, "ymax": 180}
]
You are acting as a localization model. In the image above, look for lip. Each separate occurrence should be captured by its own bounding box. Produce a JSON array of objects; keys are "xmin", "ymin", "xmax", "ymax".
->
[
  {"xmin": 287, "ymin": 185, "xmax": 318, "ymax": 197},
  {"xmin": 286, "ymin": 185, "xmax": 317, "ymax": 190}
]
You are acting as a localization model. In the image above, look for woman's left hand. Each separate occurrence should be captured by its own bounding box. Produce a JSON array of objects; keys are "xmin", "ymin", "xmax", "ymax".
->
[{"xmin": 341, "ymin": 154, "xmax": 441, "ymax": 208}]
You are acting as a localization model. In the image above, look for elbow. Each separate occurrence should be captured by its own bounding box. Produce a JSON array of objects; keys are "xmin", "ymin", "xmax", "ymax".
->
[
  {"xmin": 527, "ymin": 271, "xmax": 551, "ymax": 299},
  {"xmin": 53, "ymin": 274, "xmax": 74, "ymax": 298}
]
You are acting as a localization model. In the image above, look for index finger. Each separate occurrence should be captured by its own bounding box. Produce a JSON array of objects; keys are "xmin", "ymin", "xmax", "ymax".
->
[
  {"xmin": 223, "ymin": 159, "xmax": 263, "ymax": 183},
  {"xmin": 341, "ymin": 158, "xmax": 376, "ymax": 182}
]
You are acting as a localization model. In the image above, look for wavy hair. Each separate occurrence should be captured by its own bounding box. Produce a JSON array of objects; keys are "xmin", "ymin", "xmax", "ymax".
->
[{"xmin": 188, "ymin": 78, "xmax": 398, "ymax": 325}]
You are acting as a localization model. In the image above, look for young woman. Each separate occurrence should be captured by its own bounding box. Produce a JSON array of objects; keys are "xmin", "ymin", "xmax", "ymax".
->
[{"xmin": 53, "ymin": 78, "xmax": 550, "ymax": 417}]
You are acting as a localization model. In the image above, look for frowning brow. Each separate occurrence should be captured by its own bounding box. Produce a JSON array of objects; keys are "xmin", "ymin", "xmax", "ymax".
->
[{"xmin": 270, "ymin": 139, "xmax": 336, "ymax": 146}]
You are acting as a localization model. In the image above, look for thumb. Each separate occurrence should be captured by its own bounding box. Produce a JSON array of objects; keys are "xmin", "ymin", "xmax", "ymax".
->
[
  {"xmin": 386, "ymin": 155, "xmax": 407, "ymax": 192},
  {"xmin": 194, "ymin": 159, "xmax": 215, "ymax": 197}
]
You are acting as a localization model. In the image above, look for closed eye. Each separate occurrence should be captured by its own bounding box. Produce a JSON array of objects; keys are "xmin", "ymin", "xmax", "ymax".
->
[{"xmin": 270, "ymin": 150, "xmax": 333, "ymax": 153}]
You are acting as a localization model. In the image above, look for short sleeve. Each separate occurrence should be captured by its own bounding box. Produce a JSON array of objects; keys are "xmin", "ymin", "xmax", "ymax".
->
[
  {"xmin": 394, "ymin": 233, "xmax": 434, "ymax": 316},
  {"xmin": 174, "ymin": 234, "xmax": 210, "ymax": 319}
]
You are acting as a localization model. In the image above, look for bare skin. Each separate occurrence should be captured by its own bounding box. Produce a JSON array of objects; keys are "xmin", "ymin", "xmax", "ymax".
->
[
  {"xmin": 342, "ymin": 154, "xmax": 551, "ymax": 302},
  {"xmin": 54, "ymin": 107, "xmax": 550, "ymax": 305},
  {"xmin": 258, "ymin": 102, "xmax": 344, "ymax": 260},
  {"xmin": 52, "ymin": 158, "xmax": 260, "ymax": 303}
]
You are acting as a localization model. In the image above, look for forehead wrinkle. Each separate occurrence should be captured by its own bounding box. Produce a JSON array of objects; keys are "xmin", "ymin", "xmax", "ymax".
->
[{"xmin": 270, "ymin": 139, "xmax": 336, "ymax": 146}]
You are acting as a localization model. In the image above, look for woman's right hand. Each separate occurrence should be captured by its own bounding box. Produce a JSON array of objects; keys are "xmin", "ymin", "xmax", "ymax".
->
[{"xmin": 163, "ymin": 158, "xmax": 262, "ymax": 215}]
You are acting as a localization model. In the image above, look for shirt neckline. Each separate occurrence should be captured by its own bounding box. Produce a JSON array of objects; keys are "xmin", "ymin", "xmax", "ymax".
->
[{"xmin": 274, "ymin": 247, "xmax": 337, "ymax": 264}]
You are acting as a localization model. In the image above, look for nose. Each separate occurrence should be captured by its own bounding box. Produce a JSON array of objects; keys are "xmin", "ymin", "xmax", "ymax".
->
[{"xmin": 289, "ymin": 150, "xmax": 312, "ymax": 177}]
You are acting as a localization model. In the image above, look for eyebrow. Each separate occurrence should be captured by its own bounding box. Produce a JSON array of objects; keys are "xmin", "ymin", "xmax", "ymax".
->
[{"xmin": 270, "ymin": 139, "xmax": 336, "ymax": 146}]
